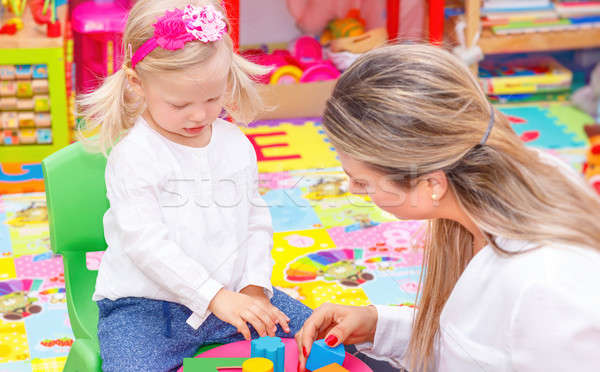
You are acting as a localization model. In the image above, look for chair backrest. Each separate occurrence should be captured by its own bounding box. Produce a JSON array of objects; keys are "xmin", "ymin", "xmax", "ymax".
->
[{"xmin": 42, "ymin": 141, "xmax": 109, "ymax": 341}]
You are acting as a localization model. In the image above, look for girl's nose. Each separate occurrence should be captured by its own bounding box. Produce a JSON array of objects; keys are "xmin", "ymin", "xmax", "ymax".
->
[{"xmin": 189, "ymin": 108, "xmax": 207, "ymax": 123}]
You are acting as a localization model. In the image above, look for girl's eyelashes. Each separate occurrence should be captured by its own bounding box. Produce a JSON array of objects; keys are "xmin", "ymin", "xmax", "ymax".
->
[
  {"xmin": 169, "ymin": 102, "xmax": 190, "ymax": 109},
  {"xmin": 169, "ymin": 96, "xmax": 220, "ymax": 108}
]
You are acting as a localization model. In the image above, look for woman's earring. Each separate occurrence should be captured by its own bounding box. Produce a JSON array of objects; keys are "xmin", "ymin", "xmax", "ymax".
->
[{"xmin": 432, "ymin": 193, "xmax": 439, "ymax": 207}]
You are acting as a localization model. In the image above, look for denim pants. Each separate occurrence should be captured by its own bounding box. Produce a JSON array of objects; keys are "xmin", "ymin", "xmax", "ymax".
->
[{"xmin": 97, "ymin": 288, "xmax": 312, "ymax": 372}]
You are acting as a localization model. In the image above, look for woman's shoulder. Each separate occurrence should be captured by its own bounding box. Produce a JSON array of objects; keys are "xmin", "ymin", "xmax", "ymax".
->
[{"xmin": 491, "ymin": 238, "xmax": 600, "ymax": 292}]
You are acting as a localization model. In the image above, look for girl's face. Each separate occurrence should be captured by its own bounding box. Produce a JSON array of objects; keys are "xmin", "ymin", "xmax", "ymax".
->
[
  {"xmin": 132, "ymin": 42, "xmax": 231, "ymax": 147},
  {"xmin": 337, "ymin": 150, "xmax": 447, "ymax": 220}
]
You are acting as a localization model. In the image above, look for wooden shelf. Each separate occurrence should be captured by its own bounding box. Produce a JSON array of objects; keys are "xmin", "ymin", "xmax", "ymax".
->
[
  {"xmin": 0, "ymin": 5, "xmax": 66, "ymax": 49},
  {"xmin": 459, "ymin": 0, "xmax": 600, "ymax": 70},
  {"xmin": 479, "ymin": 27, "xmax": 600, "ymax": 55}
]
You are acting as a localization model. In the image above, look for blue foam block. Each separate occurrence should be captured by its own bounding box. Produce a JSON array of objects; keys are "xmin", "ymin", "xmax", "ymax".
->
[
  {"xmin": 250, "ymin": 336, "xmax": 285, "ymax": 372},
  {"xmin": 306, "ymin": 339, "xmax": 345, "ymax": 371}
]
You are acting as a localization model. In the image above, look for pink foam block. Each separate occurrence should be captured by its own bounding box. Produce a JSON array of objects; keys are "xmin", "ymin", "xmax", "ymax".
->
[{"xmin": 177, "ymin": 338, "xmax": 372, "ymax": 372}]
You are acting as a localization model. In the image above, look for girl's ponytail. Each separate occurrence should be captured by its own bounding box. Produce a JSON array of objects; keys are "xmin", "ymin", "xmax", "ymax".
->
[{"xmin": 77, "ymin": 67, "xmax": 141, "ymax": 155}]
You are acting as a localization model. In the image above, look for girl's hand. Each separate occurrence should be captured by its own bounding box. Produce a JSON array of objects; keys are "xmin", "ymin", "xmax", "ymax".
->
[
  {"xmin": 295, "ymin": 303, "xmax": 378, "ymax": 372},
  {"xmin": 208, "ymin": 288, "xmax": 284, "ymax": 340},
  {"xmin": 240, "ymin": 285, "xmax": 291, "ymax": 334}
]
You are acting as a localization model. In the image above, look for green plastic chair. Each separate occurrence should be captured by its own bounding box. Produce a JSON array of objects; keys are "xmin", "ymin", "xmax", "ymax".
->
[
  {"xmin": 43, "ymin": 141, "xmax": 219, "ymax": 371},
  {"xmin": 43, "ymin": 141, "xmax": 109, "ymax": 372}
]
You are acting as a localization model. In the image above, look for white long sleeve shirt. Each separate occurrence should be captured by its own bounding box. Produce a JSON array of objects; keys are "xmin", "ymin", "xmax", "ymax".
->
[
  {"xmin": 93, "ymin": 117, "xmax": 274, "ymax": 329},
  {"xmin": 358, "ymin": 237, "xmax": 600, "ymax": 371}
]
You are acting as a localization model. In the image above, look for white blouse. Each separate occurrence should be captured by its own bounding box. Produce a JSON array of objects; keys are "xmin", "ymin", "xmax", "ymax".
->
[
  {"xmin": 358, "ymin": 238, "xmax": 600, "ymax": 371},
  {"xmin": 93, "ymin": 117, "xmax": 274, "ymax": 329}
]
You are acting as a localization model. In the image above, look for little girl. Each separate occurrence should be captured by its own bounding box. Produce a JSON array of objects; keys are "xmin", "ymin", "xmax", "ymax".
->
[{"xmin": 79, "ymin": 1, "xmax": 311, "ymax": 371}]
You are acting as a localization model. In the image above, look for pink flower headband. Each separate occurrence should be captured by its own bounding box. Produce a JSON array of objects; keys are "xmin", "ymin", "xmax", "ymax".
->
[{"xmin": 131, "ymin": 4, "xmax": 227, "ymax": 69}]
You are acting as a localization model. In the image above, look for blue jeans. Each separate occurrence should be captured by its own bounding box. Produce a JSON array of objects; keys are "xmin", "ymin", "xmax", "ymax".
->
[{"xmin": 97, "ymin": 288, "xmax": 312, "ymax": 372}]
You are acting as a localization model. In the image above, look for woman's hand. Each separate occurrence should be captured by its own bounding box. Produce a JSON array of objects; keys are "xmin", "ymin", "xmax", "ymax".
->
[
  {"xmin": 295, "ymin": 303, "xmax": 378, "ymax": 372},
  {"xmin": 207, "ymin": 287, "xmax": 288, "ymax": 340}
]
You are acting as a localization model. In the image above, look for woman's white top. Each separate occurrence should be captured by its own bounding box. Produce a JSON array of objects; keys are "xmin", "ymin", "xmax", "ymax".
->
[
  {"xmin": 359, "ymin": 239, "xmax": 600, "ymax": 371},
  {"xmin": 93, "ymin": 117, "xmax": 274, "ymax": 329},
  {"xmin": 358, "ymin": 151, "xmax": 600, "ymax": 371}
]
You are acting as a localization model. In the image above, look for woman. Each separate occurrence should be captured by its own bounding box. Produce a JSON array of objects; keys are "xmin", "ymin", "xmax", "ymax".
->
[{"xmin": 296, "ymin": 44, "xmax": 600, "ymax": 372}]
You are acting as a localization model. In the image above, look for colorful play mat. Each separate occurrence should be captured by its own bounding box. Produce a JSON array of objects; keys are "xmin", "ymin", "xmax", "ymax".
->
[{"xmin": 0, "ymin": 103, "xmax": 593, "ymax": 371}]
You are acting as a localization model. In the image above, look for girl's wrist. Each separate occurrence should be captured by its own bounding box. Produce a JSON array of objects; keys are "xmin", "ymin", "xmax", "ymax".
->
[{"xmin": 240, "ymin": 285, "xmax": 266, "ymax": 296}]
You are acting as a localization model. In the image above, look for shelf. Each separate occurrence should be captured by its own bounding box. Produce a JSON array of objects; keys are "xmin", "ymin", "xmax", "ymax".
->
[
  {"xmin": 478, "ymin": 26, "xmax": 600, "ymax": 55},
  {"xmin": 0, "ymin": 5, "xmax": 67, "ymax": 49}
]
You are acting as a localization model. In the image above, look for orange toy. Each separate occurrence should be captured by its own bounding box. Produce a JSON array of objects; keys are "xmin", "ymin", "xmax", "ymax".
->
[
  {"xmin": 330, "ymin": 27, "xmax": 388, "ymax": 54},
  {"xmin": 583, "ymin": 124, "xmax": 600, "ymax": 194},
  {"xmin": 320, "ymin": 9, "xmax": 365, "ymax": 45},
  {"xmin": 314, "ymin": 363, "xmax": 349, "ymax": 372}
]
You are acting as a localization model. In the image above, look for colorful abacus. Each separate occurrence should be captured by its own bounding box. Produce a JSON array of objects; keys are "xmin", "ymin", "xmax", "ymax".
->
[{"xmin": 0, "ymin": 64, "xmax": 52, "ymax": 146}]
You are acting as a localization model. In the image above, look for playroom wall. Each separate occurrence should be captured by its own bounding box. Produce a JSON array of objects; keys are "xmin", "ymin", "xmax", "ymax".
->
[{"xmin": 240, "ymin": 0, "xmax": 301, "ymax": 46}]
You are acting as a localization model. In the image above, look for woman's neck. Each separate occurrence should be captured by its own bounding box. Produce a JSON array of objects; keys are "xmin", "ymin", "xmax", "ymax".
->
[
  {"xmin": 460, "ymin": 215, "xmax": 487, "ymax": 254},
  {"xmin": 439, "ymin": 191, "xmax": 487, "ymax": 254}
]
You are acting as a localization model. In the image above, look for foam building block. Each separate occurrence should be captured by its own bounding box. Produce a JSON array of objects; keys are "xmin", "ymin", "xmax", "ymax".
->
[
  {"xmin": 182, "ymin": 357, "xmax": 249, "ymax": 371},
  {"xmin": 314, "ymin": 363, "xmax": 349, "ymax": 372},
  {"xmin": 250, "ymin": 336, "xmax": 285, "ymax": 372},
  {"xmin": 242, "ymin": 357, "xmax": 274, "ymax": 372},
  {"xmin": 306, "ymin": 339, "xmax": 345, "ymax": 371}
]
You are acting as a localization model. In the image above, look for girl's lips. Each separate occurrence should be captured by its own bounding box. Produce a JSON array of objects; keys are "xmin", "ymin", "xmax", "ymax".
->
[{"xmin": 183, "ymin": 126, "xmax": 206, "ymax": 135}]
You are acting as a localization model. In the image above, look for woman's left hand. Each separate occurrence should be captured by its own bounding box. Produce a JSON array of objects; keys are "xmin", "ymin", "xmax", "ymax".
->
[
  {"xmin": 240, "ymin": 285, "xmax": 291, "ymax": 334},
  {"xmin": 295, "ymin": 303, "xmax": 378, "ymax": 372}
]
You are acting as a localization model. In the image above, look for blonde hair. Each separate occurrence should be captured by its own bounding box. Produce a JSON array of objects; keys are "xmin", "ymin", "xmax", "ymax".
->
[
  {"xmin": 78, "ymin": 0, "xmax": 267, "ymax": 154},
  {"xmin": 322, "ymin": 44, "xmax": 600, "ymax": 371}
]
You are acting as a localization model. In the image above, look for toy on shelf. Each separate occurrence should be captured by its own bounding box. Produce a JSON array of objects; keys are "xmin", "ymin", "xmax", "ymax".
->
[
  {"xmin": 0, "ymin": 3, "xmax": 70, "ymax": 162},
  {"xmin": 72, "ymin": 0, "xmax": 129, "ymax": 94},
  {"xmin": 0, "ymin": 0, "xmax": 27, "ymax": 34},
  {"xmin": 250, "ymin": 336, "xmax": 285, "ymax": 372},
  {"xmin": 320, "ymin": 9, "xmax": 365, "ymax": 45},
  {"xmin": 242, "ymin": 36, "xmax": 340, "ymax": 86},
  {"xmin": 1, "ymin": 64, "xmax": 52, "ymax": 146},
  {"xmin": 29, "ymin": 0, "xmax": 62, "ymax": 37},
  {"xmin": 583, "ymin": 124, "xmax": 600, "ymax": 194},
  {"xmin": 306, "ymin": 339, "xmax": 345, "ymax": 372},
  {"xmin": 317, "ymin": 10, "xmax": 388, "ymax": 71},
  {"xmin": 478, "ymin": 56, "xmax": 573, "ymax": 98},
  {"xmin": 286, "ymin": 0, "xmax": 386, "ymax": 37},
  {"xmin": 573, "ymin": 62, "xmax": 600, "ymax": 121},
  {"xmin": 329, "ymin": 27, "xmax": 388, "ymax": 54}
]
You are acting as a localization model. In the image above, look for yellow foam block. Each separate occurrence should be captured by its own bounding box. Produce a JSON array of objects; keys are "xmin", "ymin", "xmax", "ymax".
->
[
  {"xmin": 31, "ymin": 357, "xmax": 67, "ymax": 372},
  {"xmin": 242, "ymin": 121, "xmax": 340, "ymax": 173},
  {"xmin": 0, "ymin": 258, "xmax": 16, "ymax": 280},
  {"xmin": 242, "ymin": 357, "xmax": 274, "ymax": 372},
  {"xmin": 0, "ymin": 320, "xmax": 29, "ymax": 363}
]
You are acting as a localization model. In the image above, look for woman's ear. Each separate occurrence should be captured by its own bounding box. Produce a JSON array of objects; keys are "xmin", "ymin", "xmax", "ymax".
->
[
  {"xmin": 123, "ymin": 67, "xmax": 145, "ymax": 98},
  {"xmin": 425, "ymin": 170, "xmax": 449, "ymax": 201}
]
